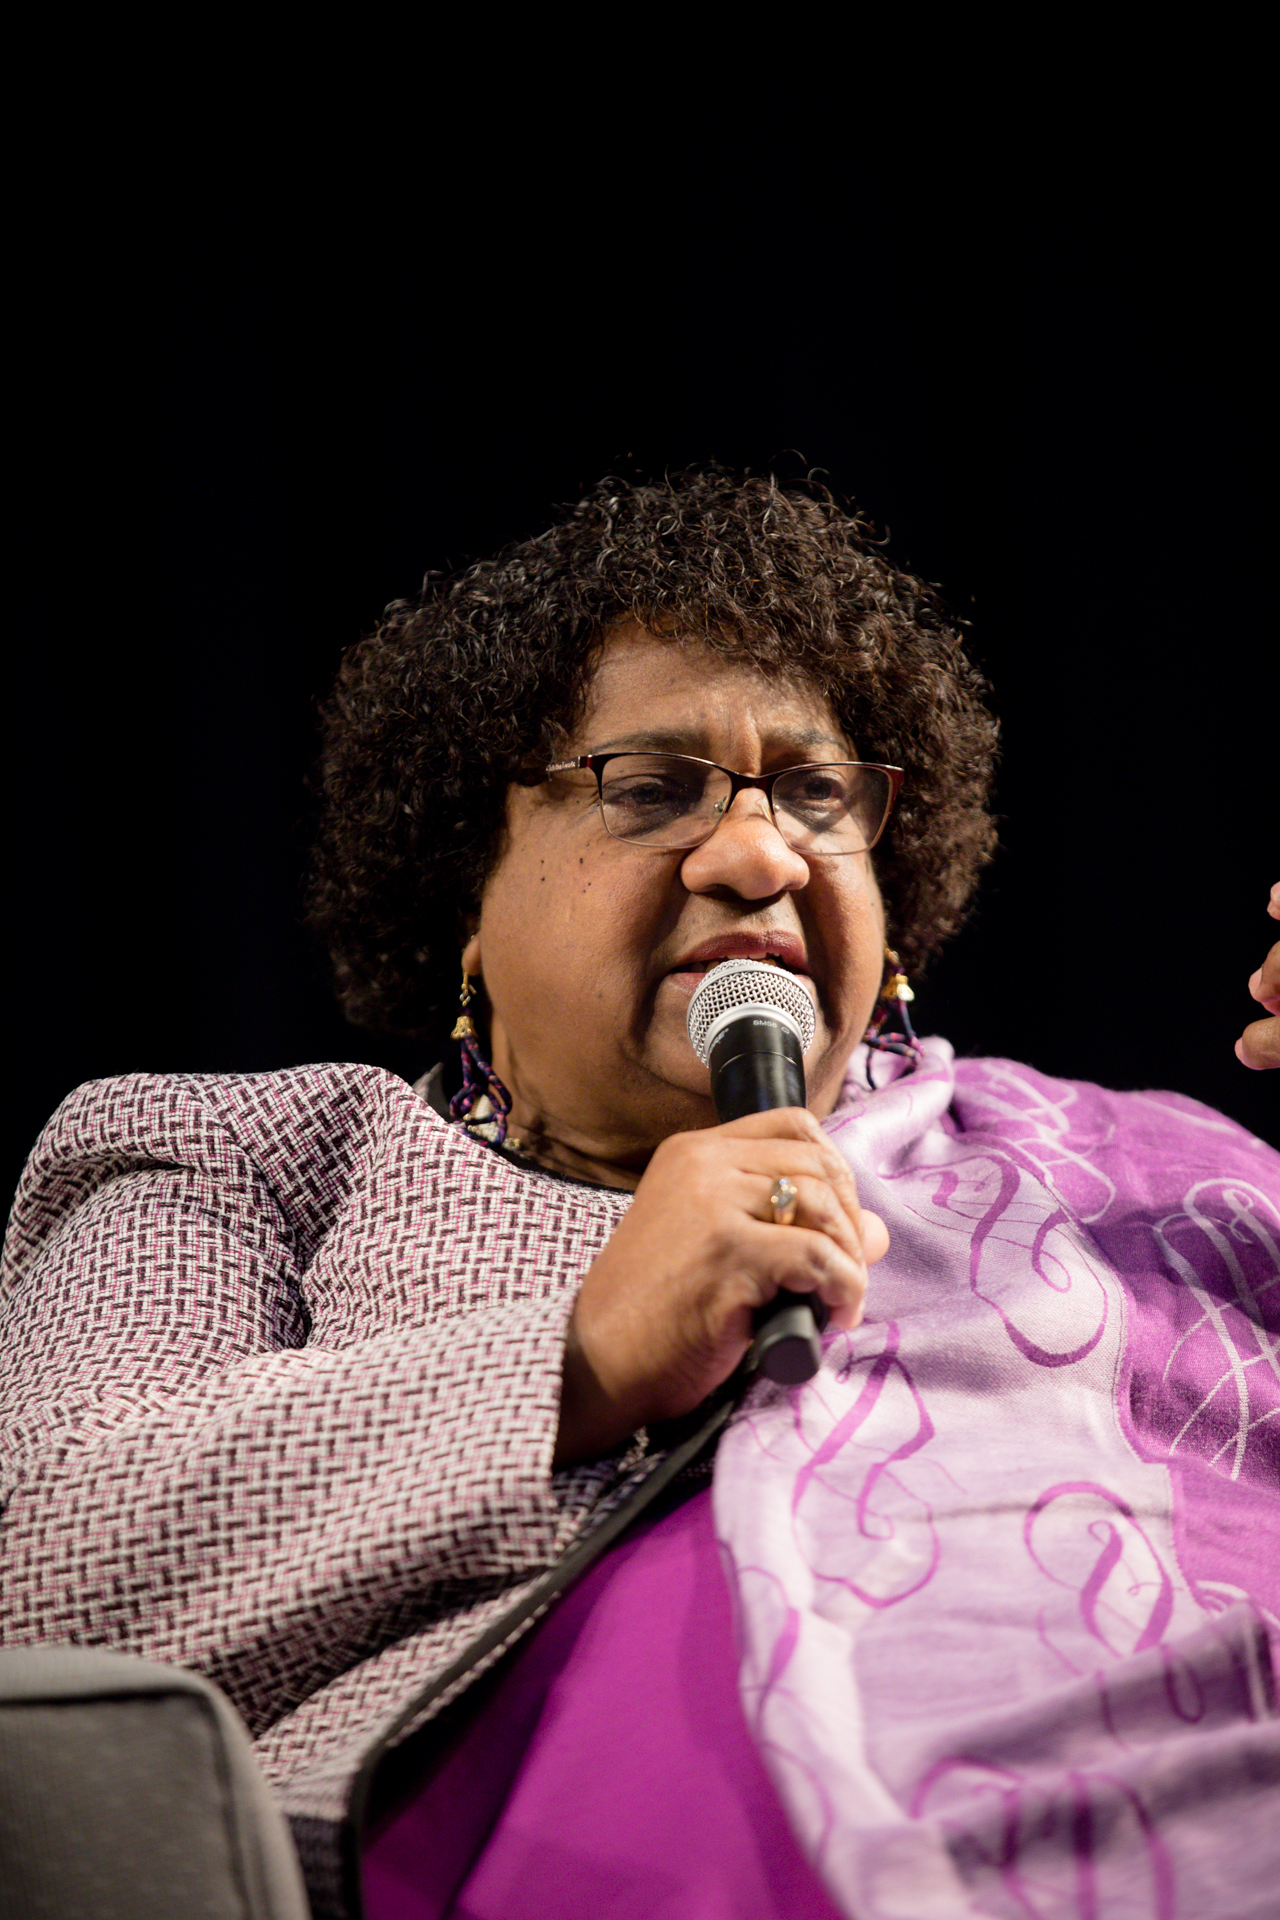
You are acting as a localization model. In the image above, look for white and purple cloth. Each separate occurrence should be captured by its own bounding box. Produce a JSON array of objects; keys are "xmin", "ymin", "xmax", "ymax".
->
[{"xmin": 715, "ymin": 1041, "xmax": 1280, "ymax": 1917}]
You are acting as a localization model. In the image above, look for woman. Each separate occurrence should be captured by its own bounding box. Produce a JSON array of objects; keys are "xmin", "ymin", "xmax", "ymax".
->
[{"xmin": 3, "ymin": 469, "xmax": 1278, "ymax": 1920}]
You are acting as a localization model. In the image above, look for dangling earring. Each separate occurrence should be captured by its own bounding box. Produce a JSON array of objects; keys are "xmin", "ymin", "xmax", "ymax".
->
[
  {"xmin": 863, "ymin": 947, "xmax": 925, "ymax": 1090},
  {"xmin": 448, "ymin": 966, "xmax": 516, "ymax": 1147}
]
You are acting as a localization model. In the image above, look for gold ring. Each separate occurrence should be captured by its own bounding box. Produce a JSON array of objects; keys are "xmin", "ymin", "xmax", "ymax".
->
[{"xmin": 769, "ymin": 1176, "xmax": 799, "ymax": 1226}]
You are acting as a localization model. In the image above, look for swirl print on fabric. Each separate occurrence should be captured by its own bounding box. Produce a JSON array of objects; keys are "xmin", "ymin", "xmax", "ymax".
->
[{"xmin": 714, "ymin": 1042, "xmax": 1280, "ymax": 1920}]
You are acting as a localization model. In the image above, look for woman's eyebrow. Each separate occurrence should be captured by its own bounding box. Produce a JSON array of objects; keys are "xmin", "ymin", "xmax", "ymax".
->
[
  {"xmin": 587, "ymin": 728, "xmax": 850, "ymax": 756},
  {"xmin": 587, "ymin": 731, "xmax": 706, "ymax": 753}
]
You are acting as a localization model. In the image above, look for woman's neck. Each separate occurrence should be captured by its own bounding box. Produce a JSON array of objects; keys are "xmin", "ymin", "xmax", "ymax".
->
[{"xmin": 503, "ymin": 1121, "xmax": 646, "ymax": 1192}]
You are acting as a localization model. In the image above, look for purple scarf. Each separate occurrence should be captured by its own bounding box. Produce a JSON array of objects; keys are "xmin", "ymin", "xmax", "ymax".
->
[{"xmin": 714, "ymin": 1040, "xmax": 1280, "ymax": 1918}]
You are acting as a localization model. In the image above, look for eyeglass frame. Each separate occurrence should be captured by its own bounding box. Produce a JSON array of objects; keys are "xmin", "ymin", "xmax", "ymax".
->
[{"xmin": 542, "ymin": 752, "xmax": 905, "ymax": 854}]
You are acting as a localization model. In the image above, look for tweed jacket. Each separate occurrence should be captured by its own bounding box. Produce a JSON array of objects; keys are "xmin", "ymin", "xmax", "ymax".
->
[{"xmin": 0, "ymin": 1063, "xmax": 657, "ymax": 1913}]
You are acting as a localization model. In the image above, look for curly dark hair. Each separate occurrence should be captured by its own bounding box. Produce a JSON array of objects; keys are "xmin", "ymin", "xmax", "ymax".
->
[{"xmin": 307, "ymin": 465, "xmax": 999, "ymax": 1057}]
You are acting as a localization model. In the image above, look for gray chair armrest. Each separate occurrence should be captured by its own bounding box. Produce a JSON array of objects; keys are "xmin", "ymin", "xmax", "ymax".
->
[{"xmin": 0, "ymin": 1646, "xmax": 310, "ymax": 1920}]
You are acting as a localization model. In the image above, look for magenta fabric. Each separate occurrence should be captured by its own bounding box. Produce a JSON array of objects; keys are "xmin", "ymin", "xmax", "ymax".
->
[{"xmin": 362, "ymin": 1490, "xmax": 844, "ymax": 1920}]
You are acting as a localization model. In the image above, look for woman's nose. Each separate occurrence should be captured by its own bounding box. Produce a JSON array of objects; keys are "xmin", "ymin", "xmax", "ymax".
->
[{"xmin": 679, "ymin": 792, "xmax": 809, "ymax": 897}]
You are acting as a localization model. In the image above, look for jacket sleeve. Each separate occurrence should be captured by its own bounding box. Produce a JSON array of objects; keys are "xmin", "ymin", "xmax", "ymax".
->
[{"xmin": 0, "ymin": 1066, "xmax": 626, "ymax": 1735}]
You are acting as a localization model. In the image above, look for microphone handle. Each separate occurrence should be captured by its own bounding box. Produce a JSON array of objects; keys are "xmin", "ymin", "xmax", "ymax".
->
[
  {"xmin": 707, "ymin": 1016, "xmax": 824, "ymax": 1385},
  {"xmin": 752, "ymin": 1291, "xmax": 827, "ymax": 1384}
]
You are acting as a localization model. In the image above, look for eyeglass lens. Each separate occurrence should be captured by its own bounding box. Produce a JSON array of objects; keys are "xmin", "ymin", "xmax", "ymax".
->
[{"xmin": 597, "ymin": 755, "xmax": 892, "ymax": 853}]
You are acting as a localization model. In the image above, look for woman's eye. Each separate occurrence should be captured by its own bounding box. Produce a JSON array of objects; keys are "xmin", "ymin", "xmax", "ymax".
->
[
  {"xmin": 785, "ymin": 774, "xmax": 848, "ymax": 813},
  {"xmin": 608, "ymin": 778, "xmax": 697, "ymax": 814}
]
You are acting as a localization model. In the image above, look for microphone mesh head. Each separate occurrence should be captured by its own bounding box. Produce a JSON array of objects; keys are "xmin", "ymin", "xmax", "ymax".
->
[{"xmin": 686, "ymin": 958, "xmax": 816, "ymax": 1064}]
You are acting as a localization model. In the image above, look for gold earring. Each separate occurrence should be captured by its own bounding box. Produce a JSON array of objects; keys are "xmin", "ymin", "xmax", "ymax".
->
[
  {"xmin": 879, "ymin": 948, "xmax": 915, "ymax": 1008},
  {"xmin": 448, "ymin": 966, "xmax": 517, "ymax": 1149},
  {"xmin": 452, "ymin": 965, "xmax": 478, "ymax": 1042},
  {"xmin": 862, "ymin": 946, "xmax": 923, "ymax": 1089}
]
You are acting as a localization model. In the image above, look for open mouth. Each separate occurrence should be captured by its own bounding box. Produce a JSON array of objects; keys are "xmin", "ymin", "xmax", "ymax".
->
[
  {"xmin": 690, "ymin": 953, "xmax": 791, "ymax": 965},
  {"xmin": 664, "ymin": 946, "xmax": 811, "ymax": 992}
]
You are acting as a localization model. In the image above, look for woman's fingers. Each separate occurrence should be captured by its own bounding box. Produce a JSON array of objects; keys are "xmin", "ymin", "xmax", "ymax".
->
[
  {"xmin": 1238, "ymin": 1018, "xmax": 1280, "ymax": 1070},
  {"xmin": 556, "ymin": 1109, "xmax": 887, "ymax": 1462},
  {"xmin": 722, "ymin": 1107, "xmax": 890, "ymax": 1267},
  {"xmin": 700, "ymin": 1110, "xmax": 891, "ymax": 1306},
  {"xmin": 1250, "ymin": 936, "xmax": 1280, "ymax": 1010},
  {"xmin": 1236, "ymin": 887, "xmax": 1280, "ymax": 1071},
  {"xmin": 745, "ymin": 1164, "xmax": 861, "ymax": 1253},
  {"xmin": 739, "ymin": 1214, "xmax": 867, "ymax": 1308},
  {"xmin": 733, "ymin": 1167, "xmax": 885, "ymax": 1321},
  {"xmin": 857, "ymin": 1206, "xmax": 892, "ymax": 1266}
]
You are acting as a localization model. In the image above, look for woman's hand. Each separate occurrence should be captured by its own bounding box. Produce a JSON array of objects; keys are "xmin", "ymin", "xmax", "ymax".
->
[
  {"xmin": 554, "ymin": 1108, "xmax": 890, "ymax": 1466},
  {"xmin": 1235, "ymin": 883, "xmax": 1280, "ymax": 1071}
]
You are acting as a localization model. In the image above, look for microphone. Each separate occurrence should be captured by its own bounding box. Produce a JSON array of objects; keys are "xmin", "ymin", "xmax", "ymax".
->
[{"xmin": 686, "ymin": 958, "xmax": 827, "ymax": 1385}]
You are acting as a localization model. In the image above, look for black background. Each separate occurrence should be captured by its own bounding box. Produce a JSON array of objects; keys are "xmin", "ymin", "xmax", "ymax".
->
[{"xmin": 9, "ymin": 156, "xmax": 1275, "ymax": 1207}]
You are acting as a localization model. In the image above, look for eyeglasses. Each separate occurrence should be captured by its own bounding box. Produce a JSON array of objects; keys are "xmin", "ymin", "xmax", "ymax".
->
[{"xmin": 542, "ymin": 753, "xmax": 904, "ymax": 855}]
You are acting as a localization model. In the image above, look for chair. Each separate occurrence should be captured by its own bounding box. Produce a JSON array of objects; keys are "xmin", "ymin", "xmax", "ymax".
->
[{"xmin": 0, "ymin": 1645, "xmax": 310, "ymax": 1920}]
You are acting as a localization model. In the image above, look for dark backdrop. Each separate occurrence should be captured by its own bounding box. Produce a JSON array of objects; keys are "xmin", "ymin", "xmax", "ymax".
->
[{"xmin": 10, "ymin": 193, "xmax": 1275, "ymax": 1207}]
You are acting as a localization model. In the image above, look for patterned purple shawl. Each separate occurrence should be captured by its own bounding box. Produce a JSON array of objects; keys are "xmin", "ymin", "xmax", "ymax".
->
[{"xmin": 715, "ymin": 1041, "xmax": 1280, "ymax": 1919}]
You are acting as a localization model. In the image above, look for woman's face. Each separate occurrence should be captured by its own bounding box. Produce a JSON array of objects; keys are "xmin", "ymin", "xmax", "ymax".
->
[{"xmin": 463, "ymin": 623, "xmax": 888, "ymax": 1184}]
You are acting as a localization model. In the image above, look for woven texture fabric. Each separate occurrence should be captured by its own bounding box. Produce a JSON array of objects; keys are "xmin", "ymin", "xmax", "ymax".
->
[{"xmin": 0, "ymin": 1064, "xmax": 637, "ymax": 1911}]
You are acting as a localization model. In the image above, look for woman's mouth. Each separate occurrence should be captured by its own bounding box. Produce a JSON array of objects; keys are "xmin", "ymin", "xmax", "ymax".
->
[
  {"xmin": 662, "ymin": 939, "xmax": 813, "ymax": 998},
  {"xmin": 673, "ymin": 953, "xmax": 798, "ymax": 979}
]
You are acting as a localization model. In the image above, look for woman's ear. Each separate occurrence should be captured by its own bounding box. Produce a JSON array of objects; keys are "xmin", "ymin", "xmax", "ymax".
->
[{"xmin": 461, "ymin": 927, "xmax": 482, "ymax": 978}]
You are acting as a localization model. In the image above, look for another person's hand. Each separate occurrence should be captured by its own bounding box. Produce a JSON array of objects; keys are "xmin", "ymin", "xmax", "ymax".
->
[
  {"xmin": 555, "ymin": 1108, "xmax": 889, "ymax": 1465},
  {"xmin": 1235, "ymin": 883, "xmax": 1280, "ymax": 1071}
]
